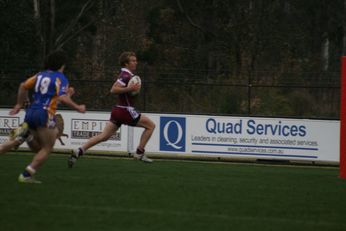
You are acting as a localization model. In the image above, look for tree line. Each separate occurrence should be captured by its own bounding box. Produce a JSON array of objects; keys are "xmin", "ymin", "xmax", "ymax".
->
[{"xmin": 0, "ymin": 0, "xmax": 344, "ymax": 118}]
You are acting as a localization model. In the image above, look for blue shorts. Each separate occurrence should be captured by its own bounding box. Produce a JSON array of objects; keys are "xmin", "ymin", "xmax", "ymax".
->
[{"xmin": 24, "ymin": 108, "xmax": 49, "ymax": 129}]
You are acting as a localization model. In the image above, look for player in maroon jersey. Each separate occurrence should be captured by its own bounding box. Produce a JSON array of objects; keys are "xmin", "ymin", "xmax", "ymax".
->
[{"xmin": 68, "ymin": 51, "xmax": 155, "ymax": 166}]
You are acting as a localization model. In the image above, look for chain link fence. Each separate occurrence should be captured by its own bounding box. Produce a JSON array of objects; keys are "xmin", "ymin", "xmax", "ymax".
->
[{"xmin": 0, "ymin": 70, "xmax": 340, "ymax": 119}]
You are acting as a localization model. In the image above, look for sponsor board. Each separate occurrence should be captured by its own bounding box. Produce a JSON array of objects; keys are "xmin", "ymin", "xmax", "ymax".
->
[
  {"xmin": 139, "ymin": 114, "xmax": 339, "ymax": 162},
  {"xmin": 0, "ymin": 116, "xmax": 20, "ymax": 136},
  {"xmin": 62, "ymin": 112, "xmax": 126, "ymax": 151},
  {"xmin": 0, "ymin": 109, "xmax": 340, "ymax": 162},
  {"xmin": 189, "ymin": 117, "xmax": 321, "ymax": 160},
  {"xmin": 160, "ymin": 117, "xmax": 186, "ymax": 152},
  {"xmin": 71, "ymin": 119, "xmax": 120, "ymax": 140}
]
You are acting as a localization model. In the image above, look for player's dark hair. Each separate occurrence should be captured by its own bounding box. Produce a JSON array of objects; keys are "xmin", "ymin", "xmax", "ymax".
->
[
  {"xmin": 119, "ymin": 51, "xmax": 136, "ymax": 67},
  {"xmin": 44, "ymin": 50, "xmax": 67, "ymax": 71}
]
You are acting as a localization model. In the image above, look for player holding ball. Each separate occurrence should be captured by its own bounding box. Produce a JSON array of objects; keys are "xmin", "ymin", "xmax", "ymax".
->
[{"xmin": 68, "ymin": 51, "xmax": 155, "ymax": 166}]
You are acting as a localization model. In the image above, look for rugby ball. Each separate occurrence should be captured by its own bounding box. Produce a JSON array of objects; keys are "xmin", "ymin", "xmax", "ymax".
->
[{"xmin": 128, "ymin": 75, "xmax": 141, "ymax": 96}]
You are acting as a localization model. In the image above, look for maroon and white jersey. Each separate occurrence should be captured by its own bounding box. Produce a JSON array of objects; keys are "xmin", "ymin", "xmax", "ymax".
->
[{"xmin": 115, "ymin": 68, "xmax": 136, "ymax": 107}]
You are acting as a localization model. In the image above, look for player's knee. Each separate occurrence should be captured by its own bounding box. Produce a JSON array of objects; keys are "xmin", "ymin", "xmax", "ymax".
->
[
  {"xmin": 147, "ymin": 121, "xmax": 155, "ymax": 133},
  {"xmin": 150, "ymin": 122, "xmax": 156, "ymax": 131}
]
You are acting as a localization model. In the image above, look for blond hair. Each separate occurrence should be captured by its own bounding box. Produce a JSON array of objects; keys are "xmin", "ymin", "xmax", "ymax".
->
[{"xmin": 119, "ymin": 51, "xmax": 136, "ymax": 67}]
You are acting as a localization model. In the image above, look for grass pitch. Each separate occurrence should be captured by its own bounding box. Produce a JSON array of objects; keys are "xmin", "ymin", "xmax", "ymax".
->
[{"xmin": 0, "ymin": 153, "xmax": 346, "ymax": 231}]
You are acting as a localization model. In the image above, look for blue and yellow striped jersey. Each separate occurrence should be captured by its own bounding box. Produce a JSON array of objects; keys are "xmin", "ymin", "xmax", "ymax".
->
[{"xmin": 23, "ymin": 71, "xmax": 69, "ymax": 115}]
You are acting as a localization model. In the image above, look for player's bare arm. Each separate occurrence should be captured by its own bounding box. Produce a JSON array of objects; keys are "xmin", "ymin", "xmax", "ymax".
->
[
  {"xmin": 58, "ymin": 95, "xmax": 86, "ymax": 113},
  {"xmin": 110, "ymin": 81, "xmax": 140, "ymax": 95},
  {"xmin": 9, "ymin": 75, "xmax": 36, "ymax": 115}
]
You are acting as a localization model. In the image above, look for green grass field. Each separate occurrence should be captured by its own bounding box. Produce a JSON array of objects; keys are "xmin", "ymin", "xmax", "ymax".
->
[{"xmin": 0, "ymin": 153, "xmax": 346, "ymax": 231}]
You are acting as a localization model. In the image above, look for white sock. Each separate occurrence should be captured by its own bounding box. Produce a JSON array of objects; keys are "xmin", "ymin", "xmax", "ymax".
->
[{"xmin": 25, "ymin": 165, "xmax": 36, "ymax": 176}]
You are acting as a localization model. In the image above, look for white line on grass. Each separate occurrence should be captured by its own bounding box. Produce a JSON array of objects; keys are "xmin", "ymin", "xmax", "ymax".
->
[{"xmin": 8, "ymin": 152, "xmax": 339, "ymax": 170}]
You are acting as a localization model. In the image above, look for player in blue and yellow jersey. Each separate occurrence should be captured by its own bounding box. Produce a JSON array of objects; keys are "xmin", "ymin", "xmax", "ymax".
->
[{"xmin": 0, "ymin": 50, "xmax": 86, "ymax": 183}]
